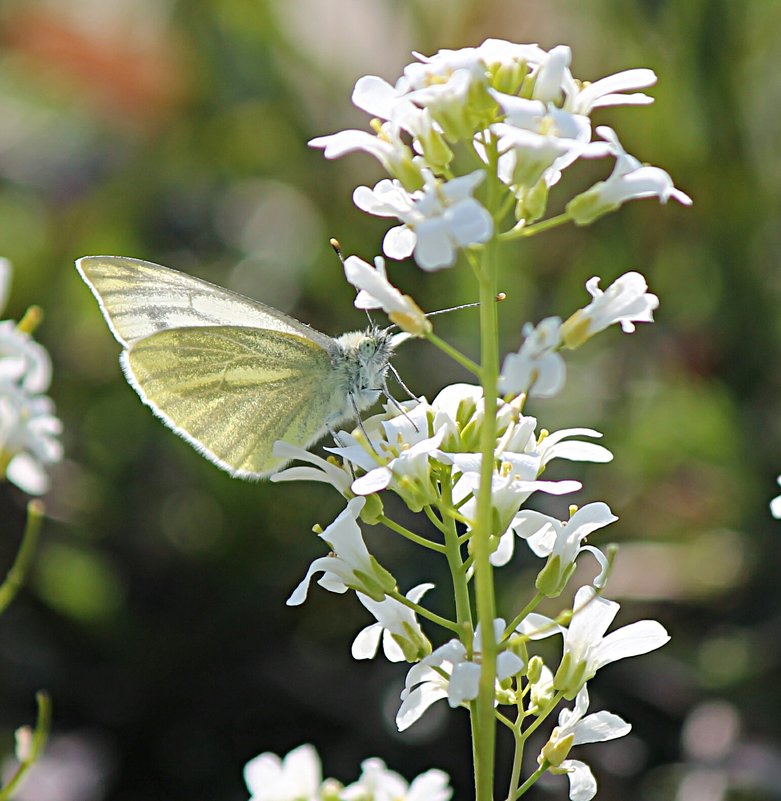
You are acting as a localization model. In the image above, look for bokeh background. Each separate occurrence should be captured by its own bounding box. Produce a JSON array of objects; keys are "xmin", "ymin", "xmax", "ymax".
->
[{"xmin": 0, "ymin": 0, "xmax": 780, "ymax": 799}]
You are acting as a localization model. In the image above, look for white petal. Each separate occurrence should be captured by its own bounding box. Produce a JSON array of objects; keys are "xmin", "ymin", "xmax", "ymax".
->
[
  {"xmin": 352, "ymin": 623, "xmax": 383, "ymax": 660},
  {"xmin": 396, "ymin": 683, "xmax": 449, "ymax": 731},
  {"xmin": 352, "ymin": 466, "xmax": 393, "ymax": 495},
  {"xmin": 515, "ymin": 613, "xmax": 564, "ymax": 640},
  {"xmin": 381, "ymin": 629, "xmax": 407, "ymax": 662},
  {"xmin": 283, "ymin": 744, "xmax": 322, "ymax": 794},
  {"xmin": 594, "ymin": 620, "xmax": 670, "ymax": 669},
  {"xmin": 572, "ymin": 710, "xmax": 631, "ymax": 745},
  {"xmin": 448, "ymin": 661, "xmax": 482, "ymax": 705},
  {"xmin": 383, "ymin": 225, "xmax": 417, "ymax": 259},
  {"xmin": 561, "ymin": 759, "xmax": 597, "ymax": 801},
  {"xmin": 6, "ymin": 453, "xmax": 49, "ymax": 495},
  {"xmin": 352, "ymin": 75, "xmax": 400, "ymax": 117},
  {"xmin": 414, "ymin": 219, "xmax": 458, "ymax": 270}
]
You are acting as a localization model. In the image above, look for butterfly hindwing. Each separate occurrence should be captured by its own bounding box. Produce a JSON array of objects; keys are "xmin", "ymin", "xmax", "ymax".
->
[{"xmin": 123, "ymin": 326, "xmax": 342, "ymax": 477}]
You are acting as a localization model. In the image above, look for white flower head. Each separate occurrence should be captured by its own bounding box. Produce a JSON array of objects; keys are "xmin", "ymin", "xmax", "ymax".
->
[
  {"xmin": 396, "ymin": 619, "xmax": 524, "ymax": 731},
  {"xmin": 539, "ymin": 685, "xmax": 631, "ymax": 801},
  {"xmin": 0, "ymin": 384, "xmax": 63, "ymax": 495},
  {"xmin": 512, "ymin": 502, "xmax": 616, "ymax": 596},
  {"xmin": 326, "ymin": 399, "xmax": 443, "ymax": 510},
  {"xmin": 244, "ymin": 743, "xmax": 323, "ymax": 801},
  {"xmin": 561, "ymin": 271, "xmax": 659, "ymax": 348},
  {"xmin": 286, "ymin": 498, "xmax": 396, "ymax": 606},
  {"xmin": 354, "ymin": 170, "xmax": 493, "ymax": 271},
  {"xmin": 499, "ymin": 317, "xmax": 565, "ymax": 398},
  {"xmin": 0, "ymin": 320, "xmax": 53, "ymax": 394},
  {"xmin": 352, "ymin": 583, "xmax": 433, "ymax": 663},
  {"xmin": 567, "ymin": 126, "xmax": 692, "ymax": 224},
  {"xmin": 341, "ymin": 757, "xmax": 452, "ymax": 801},
  {"xmin": 555, "ymin": 585, "xmax": 670, "ymax": 699},
  {"xmin": 343, "ymin": 255, "xmax": 431, "ymax": 336}
]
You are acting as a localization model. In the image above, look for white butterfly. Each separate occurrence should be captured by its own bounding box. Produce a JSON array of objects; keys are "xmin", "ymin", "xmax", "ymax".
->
[{"xmin": 76, "ymin": 255, "xmax": 401, "ymax": 478}]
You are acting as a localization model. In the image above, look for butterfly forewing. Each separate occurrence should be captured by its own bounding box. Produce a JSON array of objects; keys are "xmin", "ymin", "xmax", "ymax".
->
[
  {"xmin": 77, "ymin": 255, "xmax": 334, "ymax": 350},
  {"xmin": 124, "ymin": 326, "xmax": 341, "ymax": 477}
]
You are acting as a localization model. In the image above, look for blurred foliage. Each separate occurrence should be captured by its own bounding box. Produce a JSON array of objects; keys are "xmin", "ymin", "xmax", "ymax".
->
[{"xmin": 0, "ymin": 0, "xmax": 780, "ymax": 799}]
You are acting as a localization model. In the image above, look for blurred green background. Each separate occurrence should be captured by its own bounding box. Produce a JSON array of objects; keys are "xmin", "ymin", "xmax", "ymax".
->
[{"xmin": 1, "ymin": 0, "xmax": 780, "ymax": 799}]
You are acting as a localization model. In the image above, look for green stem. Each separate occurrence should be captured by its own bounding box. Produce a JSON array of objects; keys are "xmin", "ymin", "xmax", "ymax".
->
[
  {"xmin": 386, "ymin": 589, "xmax": 459, "ymax": 633},
  {"xmin": 506, "ymin": 727, "xmax": 525, "ymax": 801},
  {"xmin": 515, "ymin": 762, "xmax": 548, "ymax": 799},
  {"xmin": 498, "ymin": 213, "xmax": 571, "ymax": 242},
  {"xmin": 520, "ymin": 691, "xmax": 565, "ymax": 743},
  {"xmin": 379, "ymin": 515, "xmax": 446, "ymax": 553},
  {"xmin": 423, "ymin": 505, "xmax": 450, "ymax": 537},
  {"xmin": 503, "ymin": 592, "xmax": 545, "ymax": 638},
  {"xmin": 0, "ymin": 501, "xmax": 44, "ymax": 616},
  {"xmin": 472, "ymin": 241, "xmax": 501, "ymax": 801},
  {"xmin": 441, "ymin": 476, "xmax": 473, "ymax": 633},
  {"xmin": 0, "ymin": 691, "xmax": 52, "ymax": 800},
  {"xmin": 426, "ymin": 332, "xmax": 482, "ymax": 378}
]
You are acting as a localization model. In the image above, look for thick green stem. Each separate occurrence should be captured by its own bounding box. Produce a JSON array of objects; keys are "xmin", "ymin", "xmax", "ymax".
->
[{"xmin": 472, "ymin": 242, "xmax": 500, "ymax": 801}]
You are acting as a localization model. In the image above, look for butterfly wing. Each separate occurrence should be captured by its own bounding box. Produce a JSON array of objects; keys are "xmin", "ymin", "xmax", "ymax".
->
[
  {"xmin": 76, "ymin": 255, "xmax": 335, "ymax": 350},
  {"xmin": 123, "ymin": 325, "xmax": 345, "ymax": 478}
]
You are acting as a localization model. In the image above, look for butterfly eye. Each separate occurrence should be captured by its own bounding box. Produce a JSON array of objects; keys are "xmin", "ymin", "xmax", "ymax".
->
[{"xmin": 358, "ymin": 338, "xmax": 376, "ymax": 359}]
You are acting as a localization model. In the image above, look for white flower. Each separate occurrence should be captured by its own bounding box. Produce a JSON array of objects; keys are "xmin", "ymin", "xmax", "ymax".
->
[
  {"xmin": 0, "ymin": 320, "xmax": 53, "ymax": 394},
  {"xmin": 555, "ymin": 585, "xmax": 670, "ymax": 699},
  {"xmin": 327, "ymin": 400, "xmax": 444, "ymax": 509},
  {"xmin": 561, "ymin": 271, "xmax": 659, "ymax": 348},
  {"xmin": 499, "ymin": 317, "xmax": 565, "ymax": 398},
  {"xmin": 354, "ymin": 170, "xmax": 493, "ymax": 270},
  {"xmin": 270, "ymin": 441, "xmax": 353, "ymax": 495},
  {"xmin": 564, "ymin": 68, "xmax": 657, "ymax": 115},
  {"xmin": 0, "ymin": 382, "xmax": 63, "ymax": 495},
  {"xmin": 343, "ymin": 255, "xmax": 431, "ymax": 336},
  {"xmin": 286, "ymin": 498, "xmax": 396, "ymax": 606},
  {"xmin": 540, "ymin": 685, "xmax": 631, "ymax": 801},
  {"xmin": 352, "ymin": 583, "xmax": 433, "ymax": 663},
  {"xmin": 309, "ymin": 122, "xmax": 420, "ymax": 190},
  {"xmin": 770, "ymin": 476, "xmax": 781, "ymax": 519},
  {"xmin": 512, "ymin": 502, "xmax": 616, "ymax": 595},
  {"xmin": 396, "ymin": 619, "xmax": 524, "ymax": 731},
  {"xmin": 341, "ymin": 757, "xmax": 452, "ymax": 801},
  {"xmin": 244, "ymin": 743, "xmax": 323, "ymax": 801},
  {"xmin": 567, "ymin": 126, "xmax": 692, "ymax": 224}
]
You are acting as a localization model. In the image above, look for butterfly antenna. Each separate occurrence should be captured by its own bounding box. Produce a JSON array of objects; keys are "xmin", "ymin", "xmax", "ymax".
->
[{"xmin": 425, "ymin": 293, "xmax": 506, "ymax": 318}]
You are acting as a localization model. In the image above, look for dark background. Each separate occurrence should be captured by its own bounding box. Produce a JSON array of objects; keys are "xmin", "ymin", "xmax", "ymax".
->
[{"xmin": 1, "ymin": 1, "xmax": 780, "ymax": 799}]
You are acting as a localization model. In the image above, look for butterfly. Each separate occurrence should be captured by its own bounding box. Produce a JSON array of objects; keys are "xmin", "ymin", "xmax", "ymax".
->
[{"xmin": 76, "ymin": 256, "xmax": 399, "ymax": 478}]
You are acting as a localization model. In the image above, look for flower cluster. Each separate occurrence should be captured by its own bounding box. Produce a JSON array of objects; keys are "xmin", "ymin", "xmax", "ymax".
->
[
  {"xmin": 274, "ymin": 377, "xmax": 668, "ymax": 798},
  {"xmin": 262, "ymin": 37, "xmax": 683, "ymax": 801},
  {"xmin": 244, "ymin": 744, "xmax": 452, "ymax": 801},
  {"xmin": 0, "ymin": 259, "xmax": 62, "ymax": 494},
  {"xmin": 312, "ymin": 40, "xmax": 690, "ymax": 270}
]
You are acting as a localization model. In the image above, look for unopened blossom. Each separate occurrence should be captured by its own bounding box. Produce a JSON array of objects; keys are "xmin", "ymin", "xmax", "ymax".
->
[
  {"xmin": 286, "ymin": 498, "xmax": 396, "ymax": 606},
  {"xmin": 341, "ymin": 757, "xmax": 452, "ymax": 801},
  {"xmin": 352, "ymin": 583, "xmax": 433, "ymax": 663},
  {"xmin": 770, "ymin": 476, "xmax": 781, "ymax": 519},
  {"xmin": 499, "ymin": 317, "xmax": 565, "ymax": 398},
  {"xmin": 561, "ymin": 271, "xmax": 659, "ymax": 349},
  {"xmin": 354, "ymin": 170, "xmax": 493, "ymax": 270},
  {"xmin": 397, "ymin": 619, "xmax": 524, "ymax": 731},
  {"xmin": 244, "ymin": 744, "xmax": 324, "ymax": 801},
  {"xmin": 567, "ymin": 126, "xmax": 692, "ymax": 225},
  {"xmin": 343, "ymin": 255, "xmax": 431, "ymax": 336},
  {"xmin": 555, "ymin": 585, "xmax": 670, "ymax": 699},
  {"xmin": 512, "ymin": 502, "xmax": 616, "ymax": 595},
  {"xmin": 539, "ymin": 685, "xmax": 631, "ymax": 801}
]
